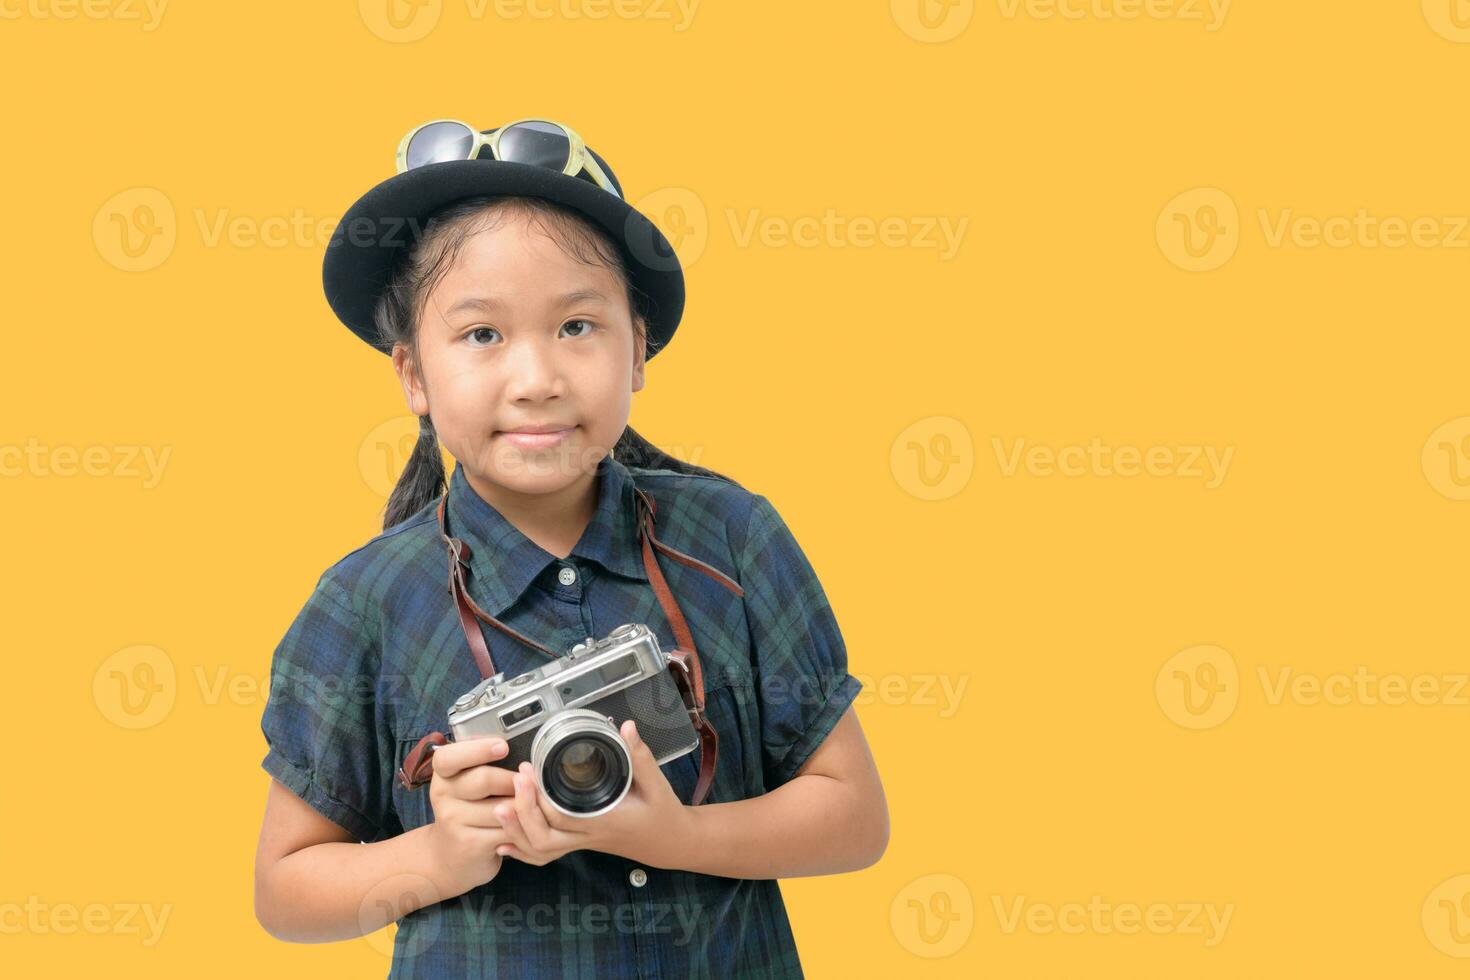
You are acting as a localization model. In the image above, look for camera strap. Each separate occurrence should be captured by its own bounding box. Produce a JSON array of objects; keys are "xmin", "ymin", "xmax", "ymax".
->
[{"xmin": 397, "ymin": 482, "xmax": 743, "ymax": 809}]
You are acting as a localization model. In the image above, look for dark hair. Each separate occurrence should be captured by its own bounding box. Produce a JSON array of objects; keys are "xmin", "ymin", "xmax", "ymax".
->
[{"xmin": 375, "ymin": 194, "xmax": 737, "ymax": 531}]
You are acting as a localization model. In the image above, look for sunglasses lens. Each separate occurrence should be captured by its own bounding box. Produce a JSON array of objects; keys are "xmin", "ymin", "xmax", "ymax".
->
[
  {"xmin": 497, "ymin": 120, "xmax": 574, "ymax": 171},
  {"xmin": 405, "ymin": 121, "xmax": 476, "ymax": 170}
]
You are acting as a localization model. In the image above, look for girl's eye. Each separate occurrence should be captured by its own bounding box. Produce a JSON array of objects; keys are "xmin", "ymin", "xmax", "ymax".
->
[
  {"xmin": 560, "ymin": 319, "xmax": 598, "ymax": 338},
  {"xmin": 466, "ymin": 326, "xmax": 501, "ymax": 346}
]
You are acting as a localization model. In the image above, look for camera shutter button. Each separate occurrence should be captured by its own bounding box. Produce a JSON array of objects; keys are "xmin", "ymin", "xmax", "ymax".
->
[{"xmin": 629, "ymin": 868, "xmax": 648, "ymax": 888}]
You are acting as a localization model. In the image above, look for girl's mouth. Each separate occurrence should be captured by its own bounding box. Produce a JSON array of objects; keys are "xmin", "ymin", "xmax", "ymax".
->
[{"xmin": 496, "ymin": 426, "xmax": 576, "ymax": 450}]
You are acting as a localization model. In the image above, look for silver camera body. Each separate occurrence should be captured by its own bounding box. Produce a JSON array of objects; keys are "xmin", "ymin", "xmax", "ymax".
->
[{"xmin": 446, "ymin": 623, "xmax": 699, "ymax": 817}]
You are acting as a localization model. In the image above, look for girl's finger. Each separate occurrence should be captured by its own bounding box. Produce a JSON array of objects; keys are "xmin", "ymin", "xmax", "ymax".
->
[
  {"xmin": 496, "ymin": 844, "xmax": 531, "ymax": 863},
  {"xmin": 495, "ymin": 801, "xmax": 539, "ymax": 858},
  {"xmin": 450, "ymin": 763, "xmax": 518, "ymax": 801},
  {"xmin": 514, "ymin": 771, "xmax": 563, "ymax": 851},
  {"xmin": 495, "ymin": 840, "xmax": 542, "ymax": 866},
  {"xmin": 431, "ymin": 737, "xmax": 508, "ymax": 780},
  {"xmin": 522, "ymin": 763, "xmax": 579, "ymax": 833},
  {"xmin": 455, "ymin": 799, "xmax": 508, "ymax": 830},
  {"xmin": 621, "ymin": 719, "xmax": 661, "ymax": 791}
]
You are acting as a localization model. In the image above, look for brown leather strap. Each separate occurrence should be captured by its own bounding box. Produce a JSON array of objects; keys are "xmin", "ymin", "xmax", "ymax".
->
[
  {"xmin": 401, "ymin": 482, "xmax": 744, "ymax": 804},
  {"xmin": 627, "ymin": 487, "xmax": 740, "ymax": 805},
  {"xmin": 635, "ymin": 487, "xmax": 746, "ymax": 599},
  {"xmin": 665, "ymin": 648, "xmax": 720, "ymax": 805},
  {"xmin": 398, "ymin": 730, "xmax": 447, "ymax": 791},
  {"xmin": 439, "ymin": 495, "xmax": 558, "ymax": 680}
]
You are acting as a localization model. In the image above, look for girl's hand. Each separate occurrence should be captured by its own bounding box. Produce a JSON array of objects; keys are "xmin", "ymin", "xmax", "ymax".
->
[
  {"xmin": 425, "ymin": 735, "xmax": 517, "ymax": 895},
  {"xmin": 495, "ymin": 719, "xmax": 692, "ymax": 869}
]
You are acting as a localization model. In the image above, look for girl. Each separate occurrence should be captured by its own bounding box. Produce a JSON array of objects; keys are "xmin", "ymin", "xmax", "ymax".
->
[{"xmin": 253, "ymin": 117, "xmax": 888, "ymax": 979}]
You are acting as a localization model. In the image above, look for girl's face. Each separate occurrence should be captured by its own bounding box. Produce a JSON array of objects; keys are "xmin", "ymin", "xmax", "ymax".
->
[{"xmin": 393, "ymin": 212, "xmax": 645, "ymax": 499}]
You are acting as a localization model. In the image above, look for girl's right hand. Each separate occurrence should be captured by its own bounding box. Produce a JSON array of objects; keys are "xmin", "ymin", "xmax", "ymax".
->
[{"xmin": 424, "ymin": 736, "xmax": 519, "ymax": 895}]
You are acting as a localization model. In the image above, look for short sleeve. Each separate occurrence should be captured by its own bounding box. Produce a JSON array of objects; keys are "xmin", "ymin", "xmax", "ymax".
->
[
  {"xmin": 737, "ymin": 494, "xmax": 864, "ymax": 789},
  {"xmin": 259, "ymin": 573, "xmax": 394, "ymax": 843}
]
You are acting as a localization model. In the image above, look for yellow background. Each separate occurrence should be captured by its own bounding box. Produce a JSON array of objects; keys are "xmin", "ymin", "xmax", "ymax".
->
[{"xmin": 5, "ymin": 0, "xmax": 1470, "ymax": 976}]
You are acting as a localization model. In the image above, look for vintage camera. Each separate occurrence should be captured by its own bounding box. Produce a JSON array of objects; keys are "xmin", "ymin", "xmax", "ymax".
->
[{"xmin": 446, "ymin": 623, "xmax": 699, "ymax": 818}]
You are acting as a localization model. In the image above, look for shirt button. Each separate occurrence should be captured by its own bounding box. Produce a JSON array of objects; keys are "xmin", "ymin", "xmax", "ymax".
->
[
  {"xmin": 558, "ymin": 565, "xmax": 577, "ymax": 586},
  {"xmin": 629, "ymin": 868, "xmax": 648, "ymax": 888}
]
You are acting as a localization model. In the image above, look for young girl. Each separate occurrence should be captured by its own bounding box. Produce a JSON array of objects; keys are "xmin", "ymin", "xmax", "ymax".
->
[{"xmin": 253, "ymin": 117, "xmax": 888, "ymax": 979}]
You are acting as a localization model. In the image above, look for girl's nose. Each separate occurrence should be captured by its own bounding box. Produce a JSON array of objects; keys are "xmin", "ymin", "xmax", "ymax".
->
[{"xmin": 503, "ymin": 337, "xmax": 565, "ymax": 402}]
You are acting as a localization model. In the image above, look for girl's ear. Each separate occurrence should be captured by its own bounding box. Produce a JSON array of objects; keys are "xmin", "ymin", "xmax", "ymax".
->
[
  {"xmin": 631, "ymin": 317, "xmax": 648, "ymax": 393},
  {"xmin": 392, "ymin": 343, "xmax": 430, "ymax": 416}
]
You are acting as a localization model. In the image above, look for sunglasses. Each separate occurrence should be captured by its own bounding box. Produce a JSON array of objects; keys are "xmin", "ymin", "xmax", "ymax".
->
[{"xmin": 395, "ymin": 117, "xmax": 621, "ymax": 199}]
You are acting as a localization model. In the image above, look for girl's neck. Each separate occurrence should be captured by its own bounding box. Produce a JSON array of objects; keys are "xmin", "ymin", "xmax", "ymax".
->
[{"xmin": 464, "ymin": 466, "xmax": 600, "ymax": 560}]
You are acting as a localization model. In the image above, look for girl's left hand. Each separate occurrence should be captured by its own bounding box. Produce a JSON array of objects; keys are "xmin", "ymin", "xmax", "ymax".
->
[{"xmin": 494, "ymin": 719, "xmax": 692, "ymax": 869}]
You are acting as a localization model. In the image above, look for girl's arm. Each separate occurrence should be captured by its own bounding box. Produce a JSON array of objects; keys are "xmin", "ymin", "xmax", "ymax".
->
[
  {"xmin": 661, "ymin": 706, "xmax": 888, "ymax": 879},
  {"xmin": 254, "ymin": 780, "xmax": 450, "ymax": 943},
  {"xmin": 255, "ymin": 736, "xmax": 519, "ymax": 942}
]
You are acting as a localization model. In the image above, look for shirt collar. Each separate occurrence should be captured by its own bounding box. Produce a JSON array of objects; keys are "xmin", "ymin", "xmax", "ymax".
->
[{"xmin": 444, "ymin": 452, "xmax": 648, "ymax": 618}]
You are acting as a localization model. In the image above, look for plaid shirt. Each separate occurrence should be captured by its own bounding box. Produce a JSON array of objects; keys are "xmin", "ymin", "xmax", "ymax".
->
[{"xmin": 259, "ymin": 452, "xmax": 863, "ymax": 979}]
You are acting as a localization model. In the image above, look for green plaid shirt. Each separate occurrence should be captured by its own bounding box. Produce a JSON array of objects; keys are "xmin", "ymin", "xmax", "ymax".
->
[{"xmin": 259, "ymin": 453, "xmax": 863, "ymax": 979}]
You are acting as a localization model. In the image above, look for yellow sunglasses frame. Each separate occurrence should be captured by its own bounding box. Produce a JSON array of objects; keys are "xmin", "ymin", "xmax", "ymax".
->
[{"xmin": 394, "ymin": 117, "xmax": 621, "ymax": 199}]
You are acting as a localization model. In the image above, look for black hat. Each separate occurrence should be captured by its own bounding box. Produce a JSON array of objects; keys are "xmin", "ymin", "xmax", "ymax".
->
[{"xmin": 321, "ymin": 131, "xmax": 684, "ymax": 360}]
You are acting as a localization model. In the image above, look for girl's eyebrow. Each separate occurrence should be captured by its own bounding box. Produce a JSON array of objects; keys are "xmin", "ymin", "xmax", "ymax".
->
[{"xmin": 445, "ymin": 289, "xmax": 610, "ymax": 317}]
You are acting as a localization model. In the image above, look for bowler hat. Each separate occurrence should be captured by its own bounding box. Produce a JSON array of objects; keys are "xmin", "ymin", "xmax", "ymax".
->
[{"xmin": 322, "ymin": 128, "xmax": 684, "ymax": 360}]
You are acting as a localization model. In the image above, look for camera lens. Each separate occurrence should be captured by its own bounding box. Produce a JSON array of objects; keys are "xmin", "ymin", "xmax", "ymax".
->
[
  {"xmin": 530, "ymin": 709, "xmax": 633, "ymax": 818},
  {"xmin": 557, "ymin": 741, "xmax": 608, "ymax": 788},
  {"xmin": 546, "ymin": 736, "xmax": 624, "ymax": 806}
]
